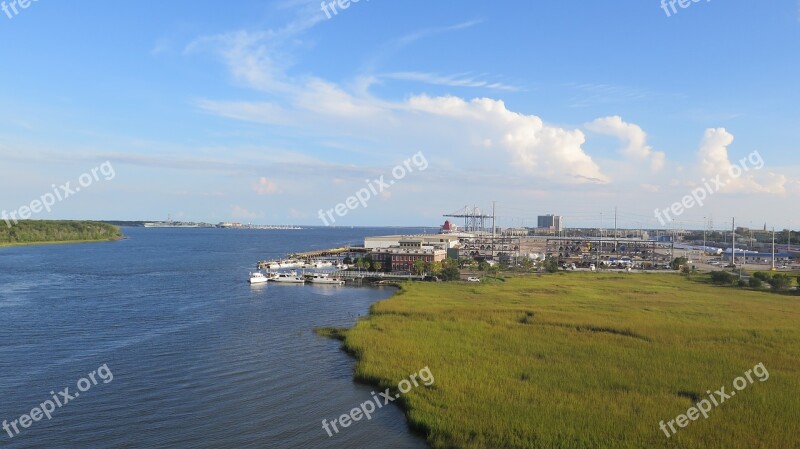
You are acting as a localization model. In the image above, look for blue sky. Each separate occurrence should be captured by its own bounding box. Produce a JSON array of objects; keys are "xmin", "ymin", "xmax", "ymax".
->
[{"xmin": 1, "ymin": 0, "xmax": 799, "ymax": 229}]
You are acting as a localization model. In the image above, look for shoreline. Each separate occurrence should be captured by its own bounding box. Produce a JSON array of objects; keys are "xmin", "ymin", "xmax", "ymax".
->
[
  {"xmin": 316, "ymin": 283, "xmax": 433, "ymax": 447},
  {"xmin": 0, "ymin": 236, "xmax": 124, "ymax": 248}
]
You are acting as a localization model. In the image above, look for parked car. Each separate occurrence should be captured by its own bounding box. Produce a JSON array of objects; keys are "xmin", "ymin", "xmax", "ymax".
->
[{"xmin": 467, "ymin": 277, "xmax": 481, "ymax": 282}]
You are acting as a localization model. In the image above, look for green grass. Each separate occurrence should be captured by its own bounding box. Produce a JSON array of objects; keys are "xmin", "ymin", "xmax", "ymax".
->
[{"xmin": 334, "ymin": 273, "xmax": 800, "ymax": 449}]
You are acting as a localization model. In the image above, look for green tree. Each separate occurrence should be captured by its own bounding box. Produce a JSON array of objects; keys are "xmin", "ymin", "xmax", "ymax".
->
[
  {"xmin": 749, "ymin": 277, "xmax": 763, "ymax": 289},
  {"xmin": 430, "ymin": 261, "xmax": 443, "ymax": 275},
  {"xmin": 671, "ymin": 257, "xmax": 689, "ymax": 271},
  {"xmin": 413, "ymin": 260, "xmax": 426, "ymax": 276},
  {"xmin": 372, "ymin": 262, "xmax": 383, "ymax": 273},
  {"xmin": 440, "ymin": 265, "xmax": 460, "ymax": 281},
  {"xmin": 543, "ymin": 258, "xmax": 559, "ymax": 273},
  {"xmin": 478, "ymin": 261, "xmax": 489, "ymax": 272}
]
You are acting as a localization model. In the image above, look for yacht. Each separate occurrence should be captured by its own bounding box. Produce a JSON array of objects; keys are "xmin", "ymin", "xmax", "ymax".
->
[
  {"xmin": 279, "ymin": 259, "xmax": 304, "ymax": 269},
  {"xmin": 308, "ymin": 273, "xmax": 345, "ymax": 285},
  {"xmin": 249, "ymin": 272, "xmax": 269, "ymax": 284},
  {"xmin": 270, "ymin": 271, "xmax": 306, "ymax": 284}
]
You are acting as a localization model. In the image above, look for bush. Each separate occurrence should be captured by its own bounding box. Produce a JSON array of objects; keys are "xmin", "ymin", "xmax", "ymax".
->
[
  {"xmin": 748, "ymin": 277, "xmax": 763, "ymax": 289},
  {"xmin": 737, "ymin": 280, "xmax": 747, "ymax": 288},
  {"xmin": 710, "ymin": 271, "xmax": 735, "ymax": 285},
  {"xmin": 770, "ymin": 274, "xmax": 791, "ymax": 291},
  {"xmin": 753, "ymin": 271, "xmax": 772, "ymax": 282}
]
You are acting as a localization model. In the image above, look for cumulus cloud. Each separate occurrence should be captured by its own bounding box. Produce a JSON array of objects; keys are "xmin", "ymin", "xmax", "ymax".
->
[
  {"xmin": 408, "ymin": 96, "xmax": 609, "ymax": 183},
  {"xmin": 253, "ymin": 177, "xmax": 280, "ymax": 195},
  {"xmin": 586, "ymin": 116, "xmax": 666, "ymax": 172},
  {"xmin": 697, "ymin": 128, "xmax": 787, "ymax": 194}
]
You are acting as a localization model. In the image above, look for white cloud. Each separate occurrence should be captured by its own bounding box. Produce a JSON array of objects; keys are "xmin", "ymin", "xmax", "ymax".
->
[
  {"xmin": 383, "ymin": 72, "xmax": 519, "ymax": 91},
  {"xmin": 407, "ymin": 96, "xmax": 609, "ymax": 184},
  {"xmin": 586, "ymin": 116, "xmax": 666, "ymax": 172},
  {"xmin": 253, "ymin": 177, "xmax": 280, "ymax": 195},
  {"xmin": 697, "ymin": 128, "xmax": 787, "ymax": 194},
  {"xmin": 231, "ymin": 205, "xmax": 263, "ymax": 219}
]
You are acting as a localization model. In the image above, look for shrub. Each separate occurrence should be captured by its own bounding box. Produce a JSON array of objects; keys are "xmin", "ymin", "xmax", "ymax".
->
[
  {"xmin": 748, "ymin": 277, "xmax": 763, "ymax": 289},
  {"xmin": 710, "ymin": 271, "xmax": 735, "ymax": 285},
  {"xmin": 770, "ymin": 274, "xmax": 791, "ymax": 291},
  {"xmin": 753, "ymin": 271, "xmax": 772, "ymax": 282}
]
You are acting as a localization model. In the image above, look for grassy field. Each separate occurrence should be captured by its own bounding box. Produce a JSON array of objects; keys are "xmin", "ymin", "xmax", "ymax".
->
[{"xmin": 334, "ymin": 273, "xmax": 800, "ymax": 449}]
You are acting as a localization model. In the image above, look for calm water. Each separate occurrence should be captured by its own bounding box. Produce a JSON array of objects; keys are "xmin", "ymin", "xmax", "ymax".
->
[{"xmin": 0, "ymin": 227, "xmax": 432, "ymax": 448}]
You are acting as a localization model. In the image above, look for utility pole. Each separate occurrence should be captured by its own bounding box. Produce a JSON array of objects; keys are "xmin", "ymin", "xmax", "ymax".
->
[
  {"xmin": 702, "ymin": 217, "xmax": 706, "ymax": 264},
  {"xmin": 772, "ymin": 227, "xmax": 776, "ymax": 271},
  {"xmin": 731, "ymin": 218, "xmax": 736, "ymax": 268},
  {"xmin": 614, "ymin": 206, "xmax": 618, "ymax": 253}
]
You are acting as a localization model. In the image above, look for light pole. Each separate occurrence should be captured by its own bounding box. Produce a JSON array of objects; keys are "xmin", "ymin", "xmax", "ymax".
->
[{"xmin": 702, "ymin": 217, "xmax": 706, "ymax": 265}]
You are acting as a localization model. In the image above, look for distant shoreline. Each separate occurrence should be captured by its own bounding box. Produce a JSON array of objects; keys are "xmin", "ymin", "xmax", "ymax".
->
[{"xmin": 0, "ymin": 236, "xmax": 124, "ymax": 248}]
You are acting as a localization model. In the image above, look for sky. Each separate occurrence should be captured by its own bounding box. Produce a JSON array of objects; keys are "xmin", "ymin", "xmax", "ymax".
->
[{"xmin": 1, "ymin": 0, "xmax": 799, "ymax": 230}]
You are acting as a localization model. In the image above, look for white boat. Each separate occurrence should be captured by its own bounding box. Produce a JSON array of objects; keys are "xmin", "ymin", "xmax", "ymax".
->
[
  {"xmin": 312, "ymin": 260, "xmax": 334, "ymax": 269},
  {"xmin": 249, "ymin": 272, "xmax": 269, "ymax": 284},
  {"xmin": 279, "ymin": 259, "xmax": 303, "ymax": 269},
  {"xmin": 308, "ymin": 273, "xmax": 345, "ymax": 285},
  {"xmin": 270, "ymin": 271, "xmax": 305, "ymax": 284}
]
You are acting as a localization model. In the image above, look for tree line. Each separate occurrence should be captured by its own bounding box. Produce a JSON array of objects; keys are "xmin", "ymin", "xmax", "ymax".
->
[{"xmin": 0, "ymin": 221, "xmax": 122, "ymax": 245}]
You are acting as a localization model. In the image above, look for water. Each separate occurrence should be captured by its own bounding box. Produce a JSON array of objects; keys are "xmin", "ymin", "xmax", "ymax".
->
[{"xmin": 0, "ymin": 227, "xmax": 432, "ymax": 448}]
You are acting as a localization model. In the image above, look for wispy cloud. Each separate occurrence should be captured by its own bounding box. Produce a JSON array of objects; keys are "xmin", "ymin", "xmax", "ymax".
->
[{"xmin": 382, "ymin": 72, "xmax": 519, "ymax": 91}]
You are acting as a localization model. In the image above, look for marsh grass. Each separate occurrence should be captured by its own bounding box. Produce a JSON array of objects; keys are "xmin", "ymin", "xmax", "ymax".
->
[{"xmin": 335, "ymin": 273, "xmax": 800, "ymax": 449}]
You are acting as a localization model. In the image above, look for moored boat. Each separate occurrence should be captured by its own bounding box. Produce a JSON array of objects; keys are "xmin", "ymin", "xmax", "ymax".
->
[
  {"xmin": 249, "ymin": 272, "xmax": 269, "ymax": 284},
  {"xmin": 308, "ymin": 273, "xmax": 345, "ymax": 285}
]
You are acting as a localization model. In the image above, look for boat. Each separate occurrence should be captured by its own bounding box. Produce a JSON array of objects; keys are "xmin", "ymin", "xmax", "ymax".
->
[
  {"xmin": 270, "ymin": 271, "xmax": 306, "ymax": 284},
  {"xmin": 278, "ymin": 259, "xmax": 304, "ymax": 269},
  {"xmin": 308, "ymin": 273, "xmax": 345, "ymax": 285},
  {"xmin": 249, "ymin": 272, "xmax": 269, "ymax": 284}
]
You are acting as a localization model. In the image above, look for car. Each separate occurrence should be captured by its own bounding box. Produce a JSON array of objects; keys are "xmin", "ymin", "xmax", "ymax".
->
[
  {"xmin": 467, "ymin": 277, "xmax": 481, "ymax": 282},
  {"xmin": 589, "ymin": 264, "xmax": 596, "ymax": 271}
]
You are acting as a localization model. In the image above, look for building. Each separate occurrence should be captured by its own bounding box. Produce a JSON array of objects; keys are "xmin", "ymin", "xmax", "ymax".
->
[
  {"xmin": 370, "ymin": 240, "xmax": 447, "ymax": 272},
  {"xmin": 537, "ymin": 215, "xmax": 563, "ymax": 232},
  {"xmin": 364, "ymin": 234, "xmax": 464, "ymax": 250}
]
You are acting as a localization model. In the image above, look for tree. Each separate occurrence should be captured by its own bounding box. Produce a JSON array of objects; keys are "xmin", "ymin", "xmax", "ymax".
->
[
  {"xmin": 413, "ymin": 260, "xmax": 426, "ymax": 276},
  {"xmin": 543, "ymin": 258, "xmax": 559, "ymax": 273},
  {"xmin": 430, "ymin": 261, "xmax": 443, "ymax": 276},
  {"xmin": 343, "ymin": 256, "xmax": 353, "ymax": 265},
  {"xmin": 749, "ymin": 277, "xmax": 763, "ymax": 289},
  {"xmin": 671, "ymin": 257, "xmax": 689, "ymax": 271},
  {"xmin": 440, "ymin": 265, "xmax": 460, "ymax": 281},
  {"xmin": 478, "ymin": 261, "xmax": 489, "ymax": 272},
  {"xmin": 372, "ymin": 262, "xmax": 383, "ymax": 273},
  {"xmin": 355, "ymin": 258, "xmax": 366, "ymax": 272}
]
